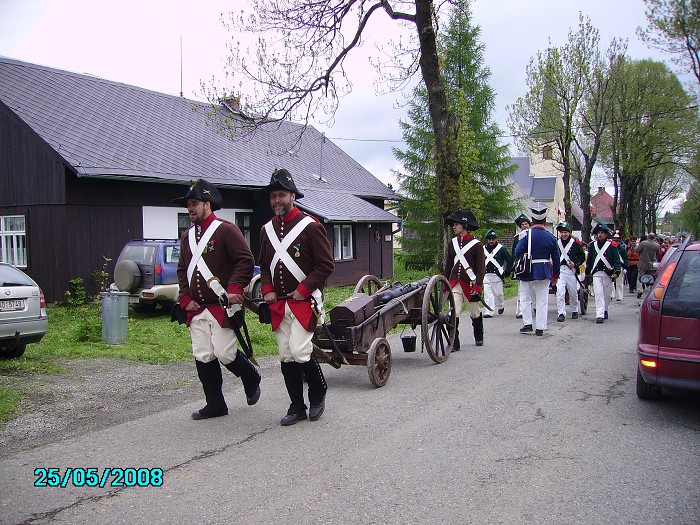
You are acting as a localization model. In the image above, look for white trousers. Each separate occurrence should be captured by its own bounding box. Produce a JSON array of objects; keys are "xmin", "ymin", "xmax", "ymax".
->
[
  {"xmin": 519, "ymin": 280, "xmax": 551, "ymax": 330},
  {"xmin": 451, "ymin": 284, "xmax": 481, "ymax": 319},
  {"xmin": 190, "ymin": 308, "xmax": 238, "ymax": 364},
  {"xmin": 275, "ymin": 302, "xmax": 314, "ymax": 363},
  {"xmin": 483, "ymin": 273, "xmax": 504, "ymax": 314},
  {"xmin": 516, "ymin": 281, "xmax": 535, "ymax": 316},
  {"xmin": 611, "ymin": 270, "xmax": 625, "ymax": 301},
  {"xmin": 593, "ymin": 271, "xmax": 613, "ymax": 319},
  {"xmin": 556, "ymin": 267, "xmax": 579, "ymax": 315}
]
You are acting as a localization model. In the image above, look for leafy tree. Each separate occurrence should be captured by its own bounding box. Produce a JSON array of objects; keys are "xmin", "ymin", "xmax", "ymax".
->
[
  {"xmin": 393, "ymin": 0, "xmax": 517, "ymax": 269},
  {"xmin": 211, "ymin": 1, "xmax": 466, "ymax": 219},
  {"xmin": 638, "ymin": 0, "xmax": 700, "ymax": 88},
  {"xmin": 602, "ymin": 58, "xmax": 698, "ymax": 235}
]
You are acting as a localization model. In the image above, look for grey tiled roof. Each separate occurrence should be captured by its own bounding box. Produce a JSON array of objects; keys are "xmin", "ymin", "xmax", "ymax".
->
[
  {"xmin": 0, "ymin": 57, "xmax": 398, "ymax": 217},
  {"xmin": 296, "ymin": 189, "xmax": 398, "ymax": 223},
  {"xmin": 511, "ymin": 156, "xmax": 555, "ymax": 200}
]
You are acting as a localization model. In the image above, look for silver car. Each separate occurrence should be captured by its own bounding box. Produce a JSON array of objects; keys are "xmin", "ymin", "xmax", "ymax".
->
[{"xmin": 0, "ymin": 263, "xmax": 48, "ymax": 358}]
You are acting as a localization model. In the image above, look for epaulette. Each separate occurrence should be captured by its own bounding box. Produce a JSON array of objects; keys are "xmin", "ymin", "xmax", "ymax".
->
[
  {"xmin": 611, "ymin": 241, "xmax": 619, "ymax": 248},
  {"xmin": 575, "ymin": 238, "xmax": 582, "ymax": 246}
]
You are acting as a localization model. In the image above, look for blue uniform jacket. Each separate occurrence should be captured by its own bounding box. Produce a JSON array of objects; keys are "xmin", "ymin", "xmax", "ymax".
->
[{"xmin": 514, "ymin": 225, "xmax": 561, "ymax": 281}]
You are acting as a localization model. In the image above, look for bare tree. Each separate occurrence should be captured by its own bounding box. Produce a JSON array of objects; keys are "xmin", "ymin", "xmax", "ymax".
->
[
  {"xmin": 638, "ymin": 0, "xmax": 700, "ymax": 88},
  {"xmin": 210, "ymin": 0, "xmax": 464, "ymax": 216}
]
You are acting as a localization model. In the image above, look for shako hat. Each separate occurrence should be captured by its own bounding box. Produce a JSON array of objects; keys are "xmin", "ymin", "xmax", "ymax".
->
[
  {"xmin": 484, "ymin": 229, "xmax": 498, "ymax": 239},
  {"xmin": 591, "ymin": 223, "xmax": 612, "ymax": 235},
  {"xmin": 529, "ymin": 202, "xmax": 549, "ymax": 221},
  {"xmin": 254, "ymin": 168, "xmax": 304, "ymax": 201},
  {"xmin": 612, "ymin": 229, "xmax": 622, "ymax": 240},
  {"xmin": 556, "ymin": 221, "xmax": 572, "ymax": 232},
  {"xmin": 171, "ymin": 178, "xmax": 223, "ymax": 211},
  {"xmin": 514, "ymin": 213, "xmax": 530, "ymax": 227},
  {"xmin": 446, "ymin": 209, "xmax": 479, "ymax": 230}
]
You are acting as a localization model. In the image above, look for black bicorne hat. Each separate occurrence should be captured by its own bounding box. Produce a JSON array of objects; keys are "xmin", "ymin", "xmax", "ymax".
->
[
  {"xmin": 171, "ymin": 178, "xmax": 223, "ymax": 211},
  {"xmin": 446, "ymin": 210, "xmax": 479, "ymax": 230},
  {"xmin": 254, "ymin": 168, "xmax": 304, "ymax": 201}
]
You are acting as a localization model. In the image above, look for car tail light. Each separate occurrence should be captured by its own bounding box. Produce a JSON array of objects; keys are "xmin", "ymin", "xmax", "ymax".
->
[
  {"xmin": 155, "ymin": 263, "xmax": 163, "ymax": 274},
  {"xmin": 649, "ymin": 262, "xmax": 676, "ymax": 312},
  {"xmin": 640, "ymin": 359, "xmax": 657, "ymax": 369}
]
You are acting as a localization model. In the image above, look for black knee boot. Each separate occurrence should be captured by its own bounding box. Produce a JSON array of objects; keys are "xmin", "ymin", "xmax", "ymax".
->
[
  {"xmin": 280, "ymin": 361, "xmax": 307, "ymax": 426},
  {"xmin": 472, "ymin": 314, "xmax": 484, "ymax": 346},
  {"xmin": 192, "ymin": 359, "xmax": 228, "ymax": 420},
  {"xmin": 223, "ymin": 350, "xmax": 261, "ymax": 405},
  {"xmin": 452, "ymin": 318, "xmax": 461, "ymax": 351},
  {"xmin": 301, "ymin": 354, "xmax": 327, "ymax": 421}
]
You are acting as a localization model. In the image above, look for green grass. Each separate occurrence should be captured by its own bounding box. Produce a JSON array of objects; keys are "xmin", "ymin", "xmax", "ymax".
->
[{"xmin": 0, "ymin": 387, "xmax": 21, "ymax": 422}]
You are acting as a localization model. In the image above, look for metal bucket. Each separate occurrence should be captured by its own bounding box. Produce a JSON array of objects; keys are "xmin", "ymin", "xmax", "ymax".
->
[{"xmin": 401, "ymin": 333, "xmax": 417, "ymax": 352}]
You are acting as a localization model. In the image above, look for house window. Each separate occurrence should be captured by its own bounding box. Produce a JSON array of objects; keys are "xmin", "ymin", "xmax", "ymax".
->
[
  {"xmin": 177, "ymin": 213, "xmax": 191, "ymax": 238},
  {"xmin": 542, "ymin": 145, "xmax": 553, "ymax": 160},
  {"xmin": 1, "ymin": 215, "xmax": 27, "ymax": 267},
  {"xmin": 236, "ymin": 213, "xmax": 252, "ymax": 246},
  {"xmin": 333, "ymin": 224, "xmax": 354, "ymax": 261}
]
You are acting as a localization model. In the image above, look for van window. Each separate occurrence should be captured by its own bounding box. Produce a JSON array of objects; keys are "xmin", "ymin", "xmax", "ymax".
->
[{"xmin": 662, "ymin": 250, "xmax": 700, "ymax": 319}]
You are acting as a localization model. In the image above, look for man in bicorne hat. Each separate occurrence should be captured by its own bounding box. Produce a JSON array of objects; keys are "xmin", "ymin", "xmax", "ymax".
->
[
  {"xmin": 513, "ymin": 203, "xmax": 560, "ymax": 336},
  {"xmin": 585, "ymin": 223, "xmax": 621, "ymax": 324},
  {"xmin": 512, "ymin": 213, "xmax": 531, "ymax": 319},
  {"xmin": 555, "ymin": 221, "xmax": 586, "ymax": 322},
  {"xmin": 256, "ymin": 168, "xmax": 335, "ymax": 426},
  {"xmin": 443, "ymin": 210, "xmax": 486, "ymax": 347},
  {"xmin": 173, "ymin": 178, "xmax": 261, "ymax": 420},
  {"xmin": 482, "ymin": 229, "xmax": 512, "ymax": 317}
]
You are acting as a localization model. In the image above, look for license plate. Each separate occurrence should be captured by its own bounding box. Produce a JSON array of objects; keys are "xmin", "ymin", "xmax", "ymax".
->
[{"xmin": 0, "ymin": 299, "xmax": 25, "ymax": 311}]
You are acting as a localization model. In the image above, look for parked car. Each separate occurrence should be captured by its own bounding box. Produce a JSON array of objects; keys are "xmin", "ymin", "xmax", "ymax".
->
[
  {"xmin": 636, "ymin": 236, "xmax": 700, "ymax": 399},
  {"xmin": 0, "ymin": 263, "xmax": 48, "ymax": 358},
  {"xmin": 110, "ymin": 239, "xmax": 261, "ymax": 312}
]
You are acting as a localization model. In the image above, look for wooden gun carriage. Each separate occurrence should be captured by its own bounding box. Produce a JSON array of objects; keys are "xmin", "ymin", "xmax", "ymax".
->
[{"xmin": 312, "ymin": 274, "xmax": 457, "ymax": 387}]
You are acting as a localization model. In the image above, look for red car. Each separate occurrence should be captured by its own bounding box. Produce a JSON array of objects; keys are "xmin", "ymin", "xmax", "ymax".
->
[{"xmin": 636, "ymin": 236, "xmax": 700, "ymax": 399}]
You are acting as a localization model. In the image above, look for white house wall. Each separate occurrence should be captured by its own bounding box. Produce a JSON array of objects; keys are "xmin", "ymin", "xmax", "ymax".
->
[{"xmin": 141, "ymin": 206, "xmax": 248, "ymax": 239}]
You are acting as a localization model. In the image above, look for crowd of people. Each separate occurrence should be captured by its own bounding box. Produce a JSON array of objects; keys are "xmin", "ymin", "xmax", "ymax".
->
[{"xmin": 442, "ymin": 202, "xmax": 677, "ymax": 347}]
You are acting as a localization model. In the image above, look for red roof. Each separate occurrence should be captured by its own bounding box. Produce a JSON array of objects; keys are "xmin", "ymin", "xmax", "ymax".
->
[{"xmin": 590, "ymin": 187, "xmax": 614, "ymax": 220}]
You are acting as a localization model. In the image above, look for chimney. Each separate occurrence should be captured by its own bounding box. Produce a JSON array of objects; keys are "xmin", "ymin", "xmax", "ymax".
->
[
  {"xmin": 598, "ymin": 186, "xmax": 605, "ymax": 193},
  {"xmin": 221, "ymin": 97, "xmax": 240, "ymax": 112}
]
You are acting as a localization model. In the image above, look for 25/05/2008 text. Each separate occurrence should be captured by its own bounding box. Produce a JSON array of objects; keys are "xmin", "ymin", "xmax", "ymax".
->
[{"xmin": 34, "ymin": 467, "xmax": 163, "ymax": 488}]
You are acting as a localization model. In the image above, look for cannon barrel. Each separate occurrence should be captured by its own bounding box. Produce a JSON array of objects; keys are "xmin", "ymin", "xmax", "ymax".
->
[{"xmin": 377, "ymin": 276, "xmax": 431, "ymax": 304}]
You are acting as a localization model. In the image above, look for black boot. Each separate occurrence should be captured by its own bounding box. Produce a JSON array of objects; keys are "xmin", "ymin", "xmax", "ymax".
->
[
  {"xmin": 472, "ymin": 314, "xmax": 484, "ymax": 346},
  {"xmin": 280, "ymin": 361, "xmax": 307, "ymax": 426},
  {"xmin": 223, "ymin": 350, "xmax": 261, "ymax": 405},
  {"xmin": 452, "ymin": 318, "xmax": 461, "ymax": 351},
  {"xmin": 301, "ymin": 354, "xmax": 327, "ymax": 421},
  {"xmin": 192, "ymin": 359, "xmax": 228, "ymax": 420}
]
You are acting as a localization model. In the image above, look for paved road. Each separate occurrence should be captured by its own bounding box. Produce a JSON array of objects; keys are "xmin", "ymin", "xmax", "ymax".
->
[{"xmin": 2, "ymin": 293, "xmax": 699, "ymax": 525}]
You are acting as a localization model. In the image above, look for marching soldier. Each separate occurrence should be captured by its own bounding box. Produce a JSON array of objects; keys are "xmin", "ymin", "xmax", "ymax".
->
[
  {"xmin": 173, "ymin": 179, "xmax": 260, "ymax": 420},
  {"xmin": 512, "ymin": 213, "xmax": 531, "ymax": 319},
  {"xmin": 611, "ymin": 230, "xmax": 628, "ymax": 301},
  {"xmin": 555, "ymin": 222, "xmax": 586, "ymax": 322},
  {"xmin": 585, "ymin": 223, "xmax": 621, "ymax": 324},
  {"xmin": 257, "ymin": 168, "xmax": 335, "ymax": 426},
  {"xmin": 513, "ymin": 203, "xmax": 560, "ymax": 336},
  {"xmin": 443, "ymin": 210, "xmax": 486, "ymax": 348},
  {"xmin": 482, "ymin": 229, "xmax": 512, "ymax": 317}
]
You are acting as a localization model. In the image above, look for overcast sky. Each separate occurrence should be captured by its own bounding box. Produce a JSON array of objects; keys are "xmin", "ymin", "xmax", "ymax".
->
[{"xmin": 0, "ymin": 0, "xmax": 686, "ymax": 192}]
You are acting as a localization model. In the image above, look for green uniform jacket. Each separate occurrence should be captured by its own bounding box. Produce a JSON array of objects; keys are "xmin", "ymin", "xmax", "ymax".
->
[
  {"xmin": 585, "ymin": 239, "xmax": 622, "ymax": 277},
  {"xmin": 484, "ymin": 243, "xmax": 513, "ymax": 280}
]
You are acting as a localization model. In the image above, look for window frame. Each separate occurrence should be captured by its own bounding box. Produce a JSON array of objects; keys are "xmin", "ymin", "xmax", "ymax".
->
[
  {"xmin": 0, "ymin": 215, "xmax": 27, "ymax": 268},
  {"xmin": 333, "ymin": 224, "xmax": 355, "ymax": 261}
]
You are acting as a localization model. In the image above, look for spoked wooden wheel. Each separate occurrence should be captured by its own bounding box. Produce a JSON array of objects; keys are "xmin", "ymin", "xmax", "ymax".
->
[
  {"xmin": 367, "ymin": 337, "xmax": 391, "ymax": 387},
  {"xmin": 421, "ymin": 275, "xmax": 456, "ymax": 363},
  {"xmin": 354, "ymin": 275, "xmax": 383, "ymax": 295}
]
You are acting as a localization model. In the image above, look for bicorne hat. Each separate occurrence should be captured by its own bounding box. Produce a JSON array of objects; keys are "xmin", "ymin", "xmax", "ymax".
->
[
  {"xmin": 484, "ymin": 229, "xmax": 498, "ymax": 239},
  {"xmin": 254, "ymin": 168, "xmax": 305, "ymax": 201},
  {"xmin": 171, "ymin": 178, "xmax": 223, "ymax": 211},
  {"xmin": 446, "ymin": 210, "xmax": 479, "ymax": 230},
  {"xmin": 556, "ymin": 221, "xmax": 572, "ymax": 232},
  {"xmin": 591, "ymin": 223, "xmax": 612, "ymax": 235},
  {"xmin": 529, "ymin": 202, "xmax": 549, "ymax": 221},
  {"xmin": 514, "ymin": 213, "xmax": 530, "ymax": 227}
]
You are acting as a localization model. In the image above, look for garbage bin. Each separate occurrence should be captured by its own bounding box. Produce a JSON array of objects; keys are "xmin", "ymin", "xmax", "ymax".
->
[{"xmin": 100, "ymin": 291, "xmax": 129, "ymax": 344}]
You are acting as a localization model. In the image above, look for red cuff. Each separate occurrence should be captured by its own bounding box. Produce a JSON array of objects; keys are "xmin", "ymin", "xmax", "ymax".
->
[
  {"xmin": 226, "ymin": 283, "xmax": 245, "ymax": 295},
  {"xmin": 261, "ymin": 284, "xmax": 276, "ymax": 295},
  {"xmin": 296, "ymin": 283, "xmax": 312, "ymax": 299},
  {"xmin": 179, "ymin": 295, "xmax": 192, "ymax": 308},
  {"xmin": 471, "ymin": 285, "xmax": 482, "ymax": 294}
]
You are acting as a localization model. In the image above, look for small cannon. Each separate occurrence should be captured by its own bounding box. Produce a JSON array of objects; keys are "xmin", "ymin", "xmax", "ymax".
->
[{"xmin": 312, "ymin": 274, "xmax": 457, "ymax": 387}]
